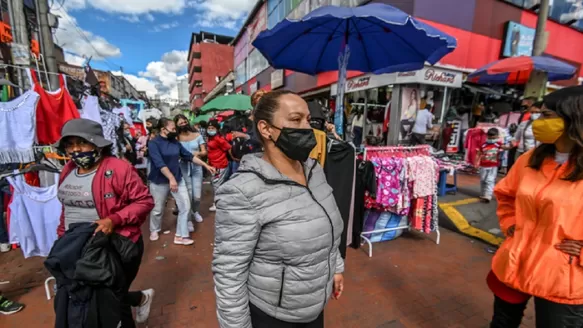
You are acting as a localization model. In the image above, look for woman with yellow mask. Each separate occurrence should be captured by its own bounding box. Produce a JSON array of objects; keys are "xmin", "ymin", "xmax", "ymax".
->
[{"xmin": 488, "ymin": 86, "xmax": 583, "ymax": 327}]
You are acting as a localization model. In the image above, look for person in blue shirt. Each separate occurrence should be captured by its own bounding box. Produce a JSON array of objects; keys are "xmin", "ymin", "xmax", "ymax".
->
[{"xmin": 148, "ymin": 118, "xmax": 215, "ymax": 246}]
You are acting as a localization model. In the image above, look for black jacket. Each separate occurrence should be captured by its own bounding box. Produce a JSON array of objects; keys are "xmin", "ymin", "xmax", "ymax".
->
[{"xmin": 45, "ymin": 223, "xmax": 139, "ymax": 328}]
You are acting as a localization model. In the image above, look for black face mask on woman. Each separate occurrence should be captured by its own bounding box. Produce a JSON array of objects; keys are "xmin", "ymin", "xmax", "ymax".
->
[{"xmin": 270, "ymin": 125, "xmax": 317, "ymax": 162}]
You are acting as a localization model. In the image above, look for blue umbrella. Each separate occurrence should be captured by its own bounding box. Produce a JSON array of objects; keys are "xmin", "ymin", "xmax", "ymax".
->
[{"xmin": 253, "ymin": 4, "xmax": 457, "ymax": 135}]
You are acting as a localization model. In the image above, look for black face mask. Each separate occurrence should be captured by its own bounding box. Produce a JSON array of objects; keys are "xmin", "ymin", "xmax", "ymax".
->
[
  {"xmin": 177, "ymin": 125, "xmax": 191, "ymax": 134},
  {"xmin": 165, "ymin": 128, "xmax": 178, "ymax": 140},
  {"xmin": 271, "ymin": 126, "xmax": 317, "ymax": 162}
]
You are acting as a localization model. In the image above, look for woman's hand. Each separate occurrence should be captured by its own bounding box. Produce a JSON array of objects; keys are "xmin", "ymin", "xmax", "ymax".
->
[
  {"xmin": 206, "ymin": 165, "xmax": 217, "ymax": 176},
  {"xmin": 555, "ymin": 240, "xmax": 583, "ymax": 257},
  {"xmin": 94, "ymin": 218, "xmax": 114, "ymax": 235},
  {"xmin": 169, "ymin": 178, "xmax": 179, "ymax": 193},
  {"xmin": 332, "ymin": 273, "xmax": 344, "ymax": 300}
]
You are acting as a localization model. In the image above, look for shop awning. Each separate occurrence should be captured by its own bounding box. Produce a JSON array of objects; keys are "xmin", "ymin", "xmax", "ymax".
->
[{"xmin": 463, "ymin": 84, "xmax": 505, "ymax": 96}]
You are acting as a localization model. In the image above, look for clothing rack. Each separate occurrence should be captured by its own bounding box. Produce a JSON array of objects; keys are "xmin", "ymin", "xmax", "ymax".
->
[{"xmin": 361, "ymin": 144, "xmax": 440, "ymax": 257}]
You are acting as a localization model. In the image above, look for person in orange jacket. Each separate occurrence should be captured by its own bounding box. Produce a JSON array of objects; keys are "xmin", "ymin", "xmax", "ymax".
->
[{"xmin": 489, "ymin": 86, "xmax": 583, "ymax": 327}]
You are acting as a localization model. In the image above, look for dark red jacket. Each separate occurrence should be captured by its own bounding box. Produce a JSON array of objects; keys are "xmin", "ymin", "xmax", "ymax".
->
[{"xmin": 57, "ymin": 156, "xmax": 154, "ymax": 243}]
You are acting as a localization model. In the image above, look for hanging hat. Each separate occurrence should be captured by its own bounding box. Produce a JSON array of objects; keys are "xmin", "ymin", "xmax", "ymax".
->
[{"xmin": 55, "ymin": 118, "xmax": 113, "ymax": 150}]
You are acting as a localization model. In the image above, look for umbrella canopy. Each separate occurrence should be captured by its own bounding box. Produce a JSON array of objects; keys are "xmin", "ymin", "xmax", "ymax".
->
[
  {"xmin": 252, "ymin": 3, "xmax": 456, "ymax": 135},
  {"xmin": 467, "ymin": 56, "xmax": 577, "ymax": 85},
  {"xmin": 252, "ymin": 3, "xmax": 457, "ymax": 75},
  {"xmin": 200, "ymin": 94, "xmax": 252, "ymax": 113},
  {"xmin": 193, "ymin": 114, "xmax": 212, "ymax": 124}
]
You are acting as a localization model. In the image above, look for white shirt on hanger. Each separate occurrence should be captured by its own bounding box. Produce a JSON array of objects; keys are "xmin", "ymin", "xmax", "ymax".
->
[
  {"xmin": 80, "ymin": 95, "xmax": 103, "ymax": 125},
  {"xmin": 7, "ymin": 173, "xmax": 62, "ymax": 258},
  {"xmin": 0, "ymin": 90, "xmax": 40, "ymax": 164}
]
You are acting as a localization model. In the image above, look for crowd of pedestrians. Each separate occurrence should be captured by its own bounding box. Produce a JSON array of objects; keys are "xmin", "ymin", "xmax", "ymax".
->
[{"xmin": 3, "ymin": 85, "xmax": 583, "ymax": 328}]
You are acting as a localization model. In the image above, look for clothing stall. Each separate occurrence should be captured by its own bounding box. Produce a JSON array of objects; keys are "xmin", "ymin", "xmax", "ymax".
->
[{"xmin": 356, "ymin": 145, "xmax": 440, "ymax": 257}]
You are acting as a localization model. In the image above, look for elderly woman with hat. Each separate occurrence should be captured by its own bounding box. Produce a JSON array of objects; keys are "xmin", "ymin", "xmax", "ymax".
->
[{"xmin": 55, "ymin": 118, "xmax": 155, "ymax": 326}]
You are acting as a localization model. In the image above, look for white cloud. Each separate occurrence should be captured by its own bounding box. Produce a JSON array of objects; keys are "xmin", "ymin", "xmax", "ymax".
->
[
  {"xmin": 53, "ymin": 6, "xmax": 121, "ymax": 61},
  {"xmin": 120, "ymin": 15, "xmax": 140, "ymax": 23},
  {"xmin": 145, "ymin": 13, "xmax": 156, "ymax": 22},
  {"xmin": 190, "ymin": 0, "xmax": 255, "ymax": 29},
  {"xmin": 63, "ymin": 0, "xmax": 189, "ymax": 15},
  {"xmin": 112, "ymin": 50, "xmax": 189, "ymax": 100},
  {"xmin": 150, "ymin": 21, "xmax": 179, "ymax": 32},
  {"xmin": 64, "ymin": 52, "xmax": 87, "ymax": 66}
]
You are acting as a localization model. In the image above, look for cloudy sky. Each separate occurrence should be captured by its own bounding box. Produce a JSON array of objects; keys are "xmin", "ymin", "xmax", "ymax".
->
[{"xmin": 53, "ymin": 0, "xmax": 256, "ymax": 101}]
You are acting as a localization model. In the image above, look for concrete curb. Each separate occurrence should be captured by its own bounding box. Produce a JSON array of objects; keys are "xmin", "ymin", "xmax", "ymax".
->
[{"xmin": 438, "ymin": 198, "xmax": 505, "ymax": 246}]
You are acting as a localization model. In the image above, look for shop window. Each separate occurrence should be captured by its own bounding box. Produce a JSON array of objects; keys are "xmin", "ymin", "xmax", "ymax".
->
[
  {"xmin": 247, "ymin": 50, "xmax": 269, "ymax": 79},
  {"xmin": 235, "ymin": 60, "xmax": 247, "ymax": 87},
  {"xmin": 550, "ymin": 0, "xmax": 583, "ymax": 25}
]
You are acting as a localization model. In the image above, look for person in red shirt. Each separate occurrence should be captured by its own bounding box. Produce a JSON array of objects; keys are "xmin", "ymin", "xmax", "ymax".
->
[
  {"xmin": 206, "ymin": 120, "xmax": 232, "ymax": 212},
  {"xmin": 475, "ymin": 128, "xmax": 512, "ymax": 202}
]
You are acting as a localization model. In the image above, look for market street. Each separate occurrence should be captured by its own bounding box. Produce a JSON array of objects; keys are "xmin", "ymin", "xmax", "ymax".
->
[{"xmin": 0, "ymin": 186, "xmax": 533, "ymax": 328}]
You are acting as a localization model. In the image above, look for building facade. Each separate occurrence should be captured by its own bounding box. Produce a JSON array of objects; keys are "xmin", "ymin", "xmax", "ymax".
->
[
  {"xmin": 187, "ymin": 31, "xmax": 234, "ymax": 109},
  {"xmin": 177, "ymin": 75, "xmax": 190, "ymax": 104},
  {"xmin": 58, "ymin": 63, "xmax": 145, "ymax": 101},
  {"xmin": 231, "ymin": 0, "xmax": 583, "ymax": 96}
]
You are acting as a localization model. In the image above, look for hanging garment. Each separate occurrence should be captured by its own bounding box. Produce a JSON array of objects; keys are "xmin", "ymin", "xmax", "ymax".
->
[
  {"xmin": 80, "ymin": 95, "xmax": 103, "ymax": 125},
  {"xmin": 309, "ymin": 129, "xmax": 327, "ymax": 166},
  {"xmin": 324, "ymin": 141, "xmax": 355, "ymax": 259},
  {"xmin": 351, "ymin": 160, "xmax": 376, "ymax": 250},
  {"xmin": 0, "ymin": 90, "xmax": 40, "ymax": 164},
  {"xmin": 100, "ymin": 109, "xmax": 123, "ymax": 157},
  {"xmin": 28, "ymin": 69, "xmax": 80, "ymax": 145},
  {"xmin": 6, "ymin": 173, "xmax": 61, "ymax": 258},
  {"xmin": 464, "ymin": 128, "xmax": 487, "ymax": 165},
  {"xmin": 407, "ymin": 156, "xmax": 438, "ymax": 198},
  {"xmin": 113, "ymin": 106, "xmax": 133, "ymax": 126}
]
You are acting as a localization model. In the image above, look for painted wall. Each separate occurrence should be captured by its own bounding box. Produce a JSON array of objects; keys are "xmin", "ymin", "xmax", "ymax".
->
[{"xmin": 189, "ymin": 42, "xmax": 234, "ymax": 107}]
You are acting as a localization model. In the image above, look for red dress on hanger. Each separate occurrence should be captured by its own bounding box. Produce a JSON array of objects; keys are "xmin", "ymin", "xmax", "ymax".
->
[{"xmin": 30, "ymin": 69, "xmax": 80, "ymax": 145}]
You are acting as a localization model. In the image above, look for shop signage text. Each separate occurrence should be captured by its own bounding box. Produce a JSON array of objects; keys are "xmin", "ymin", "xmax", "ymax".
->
[
  {"xmin": 346, "ymin": 77, "xmax": 371, "ymax": 92},
  {"xmin": 424, "ymin": 69, "xmax": 456, "ymax": 85},
  {"xmin": 394, "ymin": 67, "xmax": 462, "ymax": 88}
]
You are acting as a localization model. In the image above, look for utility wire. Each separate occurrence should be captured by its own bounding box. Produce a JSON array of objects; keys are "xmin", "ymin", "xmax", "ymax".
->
[{"xmin": 57, "ymin": 6, "xmax": 122, "ymax": 71}]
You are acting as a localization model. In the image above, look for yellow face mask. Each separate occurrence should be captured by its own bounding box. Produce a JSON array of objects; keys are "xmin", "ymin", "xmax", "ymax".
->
[{"xmin": 532, "ymin": 117, "xmax": 565, "ymax": 144}]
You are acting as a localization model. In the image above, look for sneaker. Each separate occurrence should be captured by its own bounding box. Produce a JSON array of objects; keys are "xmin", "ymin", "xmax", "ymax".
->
[
  {"xmin": 0, "ymin": 297, "xmax": 24, "ymax": 315},
  {"xmin": 149, "ymin": 232, "xmax": 159, "ymax": 241},
  {"xmin": 0, "ymin": 243, "xmax": 10, "ymax": 253},
  {"xmin": 187, "ymin": 221, "xmax": 195, "ymax": 233},
  {"xmin": 209, "ymin": 205, "xmax": 216, "ymax": 212},
  {"xmin": 174, "ymin": 237, "xmax": 194, "ymax": 246},
  {"xmin": 135, "ymin": 289, "xmax": 155, "ymax": 323},
  {"xmin": 194, "ymin": 212, "xmax": 204, "ymax": 223}
]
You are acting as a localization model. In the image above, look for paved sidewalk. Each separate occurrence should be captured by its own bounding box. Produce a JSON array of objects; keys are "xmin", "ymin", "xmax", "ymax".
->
[
  {"xmin": 0, "ymin": 186, "xmax": 534, "ymax": 328},
  {"xmin": 438, "ymin": 173, "xmax": 505, "ymax": 246}
]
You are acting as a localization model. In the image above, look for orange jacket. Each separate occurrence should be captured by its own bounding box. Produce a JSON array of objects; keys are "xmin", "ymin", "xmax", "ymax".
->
[{"xmin": 493, "ymin": 150, "xmax": 583, "ymax": 305}]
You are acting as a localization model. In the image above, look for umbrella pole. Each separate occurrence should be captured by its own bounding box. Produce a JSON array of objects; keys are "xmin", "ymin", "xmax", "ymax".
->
[{"xmin": 334, "ymin": 44, "xmax": 350, "ymax": 138}]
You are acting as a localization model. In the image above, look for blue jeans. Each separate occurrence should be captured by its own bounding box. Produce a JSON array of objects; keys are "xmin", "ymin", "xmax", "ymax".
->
[
  {"xmin": 149, "ymin": 181, "xmax": 191, "ymax": 238},
  {"xmin": 184, "ymin": 164, "xmax": 203, "ymax": 214}
]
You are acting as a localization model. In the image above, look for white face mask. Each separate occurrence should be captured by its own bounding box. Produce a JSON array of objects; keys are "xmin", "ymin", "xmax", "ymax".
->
[{"xmin": 530, "ymin": 113, "xmax": 541, "ymax": 120}]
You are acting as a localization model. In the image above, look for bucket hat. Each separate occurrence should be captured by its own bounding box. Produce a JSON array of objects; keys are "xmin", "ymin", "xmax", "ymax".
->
[{"xmin": 55, "ymin": 118, "xmax": 113, "ymax": 150}]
